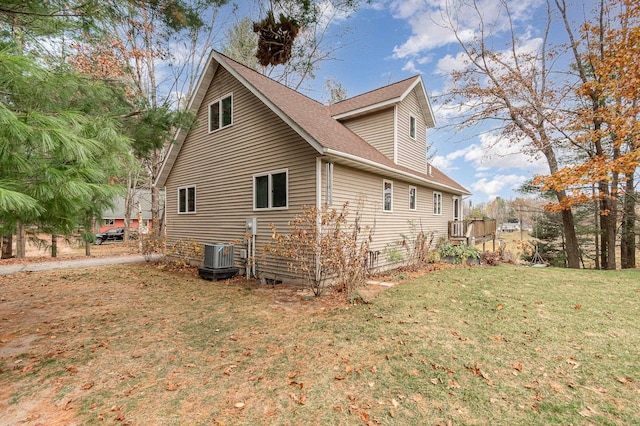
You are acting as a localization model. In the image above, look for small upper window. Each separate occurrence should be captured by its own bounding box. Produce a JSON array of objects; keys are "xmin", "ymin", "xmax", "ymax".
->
[
  {"xmin": 104, "ymin": 219, "xmax": 115, "ymax": 226},
  {"xmin": 409, "ymin": 116, "xmax": 416, "ymax": 139},
  {"xmin": 209, "ymin": 94, "xmax": 233, "ymax": 132},
  {"xmin": 433, "ymin": 191, "xmax": 442, "ymax": 215},
  {"xmin": 178, "ymin": 186, "xmax": 196, "ymax": 213},
  {"xmin": 409, "ymin": 186, "xmax": 417, "ymax": 211},
  {"xmin": 383, "ymin": 180, "xmax": 393, "ymax": 212}
]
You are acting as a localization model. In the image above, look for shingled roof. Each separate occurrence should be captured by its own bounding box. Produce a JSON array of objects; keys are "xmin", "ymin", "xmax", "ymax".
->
[{"xmin": 157, "ymin": 51, "xmax": 469, "ymax": 195}]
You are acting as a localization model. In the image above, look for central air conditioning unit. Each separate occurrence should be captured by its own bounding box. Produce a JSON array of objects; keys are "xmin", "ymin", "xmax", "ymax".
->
[
  {"xmin": 198, "ymin": 243, "xmax": 239, "ymax": 281},
  {"xmin": 204, "ymin": 243, "xmax": 234, "ymax": 269}
]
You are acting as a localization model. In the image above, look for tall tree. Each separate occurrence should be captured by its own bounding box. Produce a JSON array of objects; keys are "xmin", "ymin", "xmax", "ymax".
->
[
  {"xmin": 441, "ymin": 0, "xmax": 582, "ymax": 267},
  {"xmin": 0, "ymin": 48, "xmax": 132, "ymax": 257},
  {"xmin": 70, "ymin": 0, "xmax": 228, "ymax": 235},
  {"xmin": 539, "ymin": 0, "xmax": 640, "ymax": 269}
]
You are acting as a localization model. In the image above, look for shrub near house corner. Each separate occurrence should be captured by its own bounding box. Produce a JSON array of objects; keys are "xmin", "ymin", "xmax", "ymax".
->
[{"xmin": 265, "ymin": 201, "xmax": 372, "ymax": 299}]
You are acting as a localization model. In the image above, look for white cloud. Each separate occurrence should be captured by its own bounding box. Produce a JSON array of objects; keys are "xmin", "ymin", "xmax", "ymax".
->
[
  {"xmin": 471, "ymin": 174, "xmax": 528, "ymax": 199},
  {"xmin": 389, "ymin": 0, "xmax": 543, "ymax": 63}
]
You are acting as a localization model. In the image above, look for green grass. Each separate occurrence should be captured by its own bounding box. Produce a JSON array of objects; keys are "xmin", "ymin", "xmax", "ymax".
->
[{"xmin": 1, "ymin": 264, "xmax": 638, "ymax": 424}]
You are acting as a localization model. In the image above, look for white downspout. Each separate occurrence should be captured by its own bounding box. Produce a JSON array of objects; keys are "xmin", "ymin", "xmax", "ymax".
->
[{"xmin": 315, "ymin": 158, "xmax": 322, "ymax": 283}]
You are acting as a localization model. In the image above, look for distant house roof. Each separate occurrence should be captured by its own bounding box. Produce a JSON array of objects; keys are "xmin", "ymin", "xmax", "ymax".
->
[
  {"xmin": 157, "ymin": 51, "xmax": 469, "ymax": 195},
  {"xmin": 102, "ymin": 189, "xmax": 163, "ymax": 220}
]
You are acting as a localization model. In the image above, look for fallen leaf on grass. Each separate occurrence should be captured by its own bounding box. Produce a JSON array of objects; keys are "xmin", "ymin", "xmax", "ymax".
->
[
  {"xmin": 290, "ymin": 392, "xmax": 307, "ymax": 405},
  {"xmin": 66, "ymin": 366, "xmax": 78, "ymax": 374},
  {"xmin": 345, "ymin": 365, "xmax": 353, "ymax": 373},
  {"xmin": 334, "ymin": 374, "xmax": 346, "ymax": 380},
  {"xmin": 234, "ymin": 402, "xmax": 245, "ymax": 409},
  {"xmin": 430, "ymin": 378, "xmax": 440, "ymax": 385},
  {"xmin": 449, "ymin": 379, "xmax": 461, "ymax": 389},
  {"xmin": 287, "ymin": 371, "xmax": 298, "ymax": 379},
  {"xmin": 513, "ymin": 362, "xmax": 523, "ymax": 372},
  {"xmin": 81, "ymin": 382, "xmax": 94, "ymax": 390},
  {"xmin": 574, "ymin": 305, "xmax": 582, "ymax": 310},
  {"xmin": 389, "ymin": 409, "xmax": 396, "ymax": 418},
  {"xmin": 578, "ymin": 406, "xmax": 598, "ymax": 417},
  {"xmin": 616, "ymin": 376, "xmax": 632, "ymax": 384},
  {"xmin": 115, "ymin": 412, "xmax": 125, "ymax": 422},
  {"xmin": 166, "ymin": 383, "xmax": 178, "ymax": 391},
  {"xmin": 369, "ymin": 366, "xmax": 377, "ymax": 373},
  {"xmin": 213, "ymin": 419, "xmax": 226, "ymax": 426}
]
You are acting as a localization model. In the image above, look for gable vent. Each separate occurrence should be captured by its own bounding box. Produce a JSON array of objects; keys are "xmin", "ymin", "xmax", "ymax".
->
[{"xmin": 204, "ymin": 244, "xmax": 234, "ymax": 269}]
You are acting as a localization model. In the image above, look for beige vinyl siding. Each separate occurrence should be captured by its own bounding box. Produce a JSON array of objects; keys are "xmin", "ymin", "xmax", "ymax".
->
[
  {"xmin": 165, "ymin": 66, "xmax": 318, "ymax": 276},
  {"xmin": 341, "ymin": 108, "xmax": 395, "ymax": 162},
  {"xmin": 327, "ymin": 161, "xmax": 454, "ymax": 271},
  {"xmin": 396, "ymin": 88, "xmax": 428, "ymax": 173}
]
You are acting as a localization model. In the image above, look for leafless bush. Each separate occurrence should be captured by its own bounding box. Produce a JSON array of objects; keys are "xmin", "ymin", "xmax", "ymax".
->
[{"xmin": 265, "ymin": 201, "xmax": 374, "ymax": 300}]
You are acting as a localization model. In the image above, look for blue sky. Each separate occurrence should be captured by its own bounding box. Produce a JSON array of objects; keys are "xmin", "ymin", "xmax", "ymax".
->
[{"xmin": 214, "ymin": 0, "xmax": 596, "ymax": 204}]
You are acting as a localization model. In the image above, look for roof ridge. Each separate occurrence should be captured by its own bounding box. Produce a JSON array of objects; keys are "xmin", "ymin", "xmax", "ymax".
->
[{"xmin": 332, "ymin": 75, "xmax": 419, "ymax": 106}]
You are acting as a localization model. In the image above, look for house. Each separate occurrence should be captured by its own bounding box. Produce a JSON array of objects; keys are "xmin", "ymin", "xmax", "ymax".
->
[
  {"xmin": 97, "ymin": 189, "xmax": 160, "ymax": 234},
  {"xmin": 156, "ymin": 50, "xmax": 470, "ymax": 278}
]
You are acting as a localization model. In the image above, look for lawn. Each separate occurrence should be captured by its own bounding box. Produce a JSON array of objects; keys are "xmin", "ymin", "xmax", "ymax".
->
[{"xmin": 1, "ymin": 264, "xmax": 639, "ymax": 425}]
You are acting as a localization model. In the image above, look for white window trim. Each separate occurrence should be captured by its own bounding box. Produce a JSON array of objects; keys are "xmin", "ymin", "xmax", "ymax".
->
[
  {"xmin": 208, "ymin": 93, "xmax": 233, "ymax": 133},
  {"xmin": 253, "ymin": 168, "xmax": 289, "ymax": 211},
  {"xmin": 433, "ymin": 191, "xmax": 442, "ymax": 216},
  {"xmin": 383, "ymin": 179, "xmax": 393, "ymax": 213},
  {"xmin": 409, "ymin": 115, "xmax": 416, "ymax": 140},
  {"xmin": 409, "ymin": 185, "xmax": 417, "ymax": 211},
  {"xmin": 178, "ymin": 185, "xmax": 196, "ymax": 214},
  {"xmin": 104, "ymin": 219, "xmax": 115, "ymax": 226}
]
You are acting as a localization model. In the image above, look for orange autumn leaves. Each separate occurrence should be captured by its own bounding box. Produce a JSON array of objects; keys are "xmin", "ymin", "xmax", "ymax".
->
[{"xmin": 536, "ymin": 0, "xmax": 640, "ymax": 210}]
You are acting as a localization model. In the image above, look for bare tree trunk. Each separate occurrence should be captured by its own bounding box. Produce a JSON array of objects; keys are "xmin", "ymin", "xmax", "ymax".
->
[
  {"xmin": 124, "ymin": 172, "xmax": 135, "ymax": 243},
  {"xmin": 85, "ymin": 217, "xmax": 93, "ymax": 256},
  {"xmin": 621, "ymin": 171, "xmax": 636, "ymax": 268},
  {"xmin": 16, "ymin": 223, "xmax": 26, "ymax": 259},
  {"xmin": 594, "ymin": 184, "xmax": 600, "ymax": 269},
  {"xmin": 151, "ymin": 149, "xmax": 163, "ymax": 231},
  {"xmin": 51, "ymin": 234, "xmax": 57, "ymax": 258},
  {"xmin": 1, "ymin": 234, "xmax": 12, "ymax": 259}
]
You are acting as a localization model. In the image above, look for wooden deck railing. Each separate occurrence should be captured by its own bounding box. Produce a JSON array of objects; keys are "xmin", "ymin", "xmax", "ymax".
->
[{"xmin": 448, "ymin": 219, "xmax": 497, "ymax": 246}]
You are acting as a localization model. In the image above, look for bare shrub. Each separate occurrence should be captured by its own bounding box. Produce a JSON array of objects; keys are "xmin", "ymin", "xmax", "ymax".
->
[
  {"xmin": 265, "ymin": 201, "xmax": 374, "ymax": 300},
  {"xmin": 400, "ymin": 220, "xmax": 435, "ymax": 270},
  {"xmin": 165, "ymin": 238, "xmax": 204, "ymax": 269},
  {"xmin": 141, "ymin": 230, "xmax": 165, "ymax": 261},
  {"xmin": 481, "ymin": 250, "xmax": 501, "ymax": 266}
]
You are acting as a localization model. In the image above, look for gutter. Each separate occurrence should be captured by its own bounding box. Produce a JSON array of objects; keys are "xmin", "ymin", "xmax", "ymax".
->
[{"xmin": 323, "ymin": 148, "xmax": 471, "ymax": 196}]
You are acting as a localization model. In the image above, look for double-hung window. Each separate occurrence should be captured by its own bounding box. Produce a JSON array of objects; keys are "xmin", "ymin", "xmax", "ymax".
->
[
  {"xmin": 409, "ymin": 186, "xmax": 417, "ymax": 211},
  {"xmin": 178, "ymin": 186, "xmax": 196, "ymax": 213},
  {"xmin": 254, "ymin": 170, "xmax": 288, "ymax": 209},
  {"xmin": 383, "ymin": 180, "xmax": 393, "ymax": 212},
  {"xmin": 209, "ymin": 94, "xmax": 233, "ymax": 132},
  {"xmin": 433, "ymin": 191, "xmax": 442, "ymax": 215}
]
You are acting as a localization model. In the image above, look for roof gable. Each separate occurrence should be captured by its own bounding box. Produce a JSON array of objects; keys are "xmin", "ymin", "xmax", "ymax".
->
[
  {"xmin": 156, "ymin": 51, "xmax": 468, "ymax": 195},
  {"xmin": 328, "ymin": 76, "xmax": 435, "ymax": 128}
]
